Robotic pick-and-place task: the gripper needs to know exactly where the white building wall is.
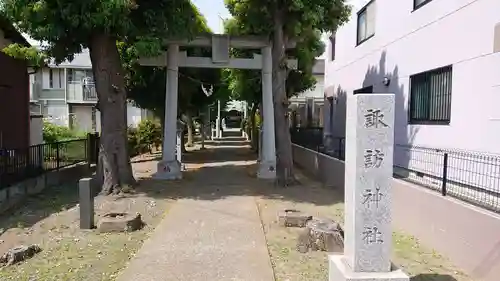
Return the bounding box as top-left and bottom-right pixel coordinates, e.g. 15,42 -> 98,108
293,75 -> 325,100
325,0 -> 500,153
127,104 -> 143,128
43,100 -> 69,127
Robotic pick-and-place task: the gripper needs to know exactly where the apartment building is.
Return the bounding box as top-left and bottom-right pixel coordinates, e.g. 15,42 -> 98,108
30,49 -> 151,132
289,59 -> 325,128
324,0 -> 500,153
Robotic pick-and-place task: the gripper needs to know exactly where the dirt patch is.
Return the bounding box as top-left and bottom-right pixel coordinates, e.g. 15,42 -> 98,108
0,153 -> 174,281
256,168 -> 473,281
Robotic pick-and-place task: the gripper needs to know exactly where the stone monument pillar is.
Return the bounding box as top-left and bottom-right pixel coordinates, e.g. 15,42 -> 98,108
329,94 -> 409,281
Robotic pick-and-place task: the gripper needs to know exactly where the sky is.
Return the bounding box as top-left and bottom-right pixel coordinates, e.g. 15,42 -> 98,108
191,0 -> 326,58
25,0 -> 326,58
191,0 -> 231,34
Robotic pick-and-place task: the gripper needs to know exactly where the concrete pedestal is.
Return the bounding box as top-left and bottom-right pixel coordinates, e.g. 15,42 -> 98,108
154,160 -> 182,180
257,160 -> 276,179
329,255 -> 409,281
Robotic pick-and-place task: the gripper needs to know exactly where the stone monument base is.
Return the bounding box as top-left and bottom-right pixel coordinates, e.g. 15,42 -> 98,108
329,255 -> 409,281
257,161 -> 276,179
154,160 -> 182,180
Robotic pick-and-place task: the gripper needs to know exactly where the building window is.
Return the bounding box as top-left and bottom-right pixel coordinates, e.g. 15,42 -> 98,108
329,35 -> 336,61
409,65 -> 453,124
414,0 -> 433,10
357,0 -> 376,45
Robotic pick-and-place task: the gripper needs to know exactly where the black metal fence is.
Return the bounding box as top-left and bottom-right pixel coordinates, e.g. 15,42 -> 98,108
290,127 -> 500,213
290,128 -> 345,160
393,145 -> 500,212
0,133 -> 100,190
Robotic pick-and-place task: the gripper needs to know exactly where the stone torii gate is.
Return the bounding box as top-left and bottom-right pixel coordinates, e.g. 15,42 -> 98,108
139,34 -> 297,180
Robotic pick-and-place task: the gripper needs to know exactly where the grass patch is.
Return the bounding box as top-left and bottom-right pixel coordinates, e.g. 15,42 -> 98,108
256,170 -> 473,281
0,156 -> 173,281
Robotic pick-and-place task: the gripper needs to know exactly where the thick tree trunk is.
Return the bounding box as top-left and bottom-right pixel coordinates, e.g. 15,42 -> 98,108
89,32 -> 135,195
186,111 -> 194,147
272,12 -> 296,186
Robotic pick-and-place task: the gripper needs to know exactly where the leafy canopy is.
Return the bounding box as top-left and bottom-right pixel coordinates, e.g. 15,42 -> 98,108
223,17 -> 325,106
122,9 -> 227,120
1,0 -> 204,62
224,0 -> 351,38
1,43 -> 47,68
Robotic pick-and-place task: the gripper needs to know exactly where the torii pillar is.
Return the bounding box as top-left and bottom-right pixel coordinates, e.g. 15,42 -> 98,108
155,44 -> 182,180
257,46 -> 276,179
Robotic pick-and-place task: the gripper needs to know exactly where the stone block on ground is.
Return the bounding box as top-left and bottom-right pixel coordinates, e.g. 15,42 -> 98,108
296,218 -> 344,253
277,209 -> 312,228
97,212 -> 143,233
0,245 -> 42,266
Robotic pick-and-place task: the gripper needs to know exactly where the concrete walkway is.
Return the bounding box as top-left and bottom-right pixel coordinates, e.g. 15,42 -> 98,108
117,138 -> 275,281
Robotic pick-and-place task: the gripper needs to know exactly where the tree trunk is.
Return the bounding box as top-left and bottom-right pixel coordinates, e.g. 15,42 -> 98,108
89,32 -> 135,195
186,111 -> 194,147
272,12 -> 296,186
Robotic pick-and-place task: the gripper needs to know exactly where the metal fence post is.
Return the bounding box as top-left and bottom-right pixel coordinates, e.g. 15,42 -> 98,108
441,153 -> 449,196
56,142 -> 60,171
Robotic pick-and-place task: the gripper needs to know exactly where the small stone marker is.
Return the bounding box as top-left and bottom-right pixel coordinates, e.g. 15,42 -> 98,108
329,94 -> 409,281
278,209 -> 312,227
97,212 -> 143,233
79,178 -> 94,229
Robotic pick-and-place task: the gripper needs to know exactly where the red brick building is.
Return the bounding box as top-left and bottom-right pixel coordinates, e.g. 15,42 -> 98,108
0,15 -> 31,149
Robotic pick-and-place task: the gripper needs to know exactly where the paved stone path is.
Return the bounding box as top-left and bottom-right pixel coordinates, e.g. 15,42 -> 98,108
117,138 -> 275,281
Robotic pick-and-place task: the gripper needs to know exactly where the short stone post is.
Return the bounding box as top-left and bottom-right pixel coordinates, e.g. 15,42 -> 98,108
79,178 -> 94,229
329,94 -> 409,281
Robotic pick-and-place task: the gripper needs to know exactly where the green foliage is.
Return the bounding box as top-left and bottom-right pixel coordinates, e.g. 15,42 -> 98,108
127,119 -> 162,156
120,8 -> 228,121
1,0 -> 204,64
223,0 -> 351,104
136,119 -> 162,150
1,43 -> 47,68
224,0 -> 351,38
223,17 -> 326,105
42,121 -> 84,143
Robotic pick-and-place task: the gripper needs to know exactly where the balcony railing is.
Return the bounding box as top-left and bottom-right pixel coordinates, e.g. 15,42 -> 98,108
67,81 -> 98,102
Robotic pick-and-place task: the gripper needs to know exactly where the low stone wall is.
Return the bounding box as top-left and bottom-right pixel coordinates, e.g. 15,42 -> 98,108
292,144 -> 345,191
292,144 -> 500,281
0,163 -> 92,214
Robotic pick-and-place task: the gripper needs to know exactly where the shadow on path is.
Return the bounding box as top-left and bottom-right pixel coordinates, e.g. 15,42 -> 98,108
136,139 -> 341,207
411,274 -> 457,281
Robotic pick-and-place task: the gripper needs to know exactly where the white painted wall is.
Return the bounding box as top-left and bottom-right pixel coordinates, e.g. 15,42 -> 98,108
71,106 -> 93,133
127,104 -> 142,128
29,116 -> 43,145
43,101 -> 69,126
295,75 -> 324,100
325,0 -> 500,153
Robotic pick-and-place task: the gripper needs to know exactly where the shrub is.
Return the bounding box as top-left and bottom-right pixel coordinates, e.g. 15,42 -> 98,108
128,119 -> 162,156
42,121 -> 85,143
127,127 -> 141,157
